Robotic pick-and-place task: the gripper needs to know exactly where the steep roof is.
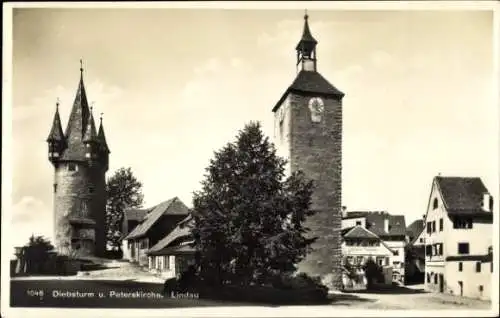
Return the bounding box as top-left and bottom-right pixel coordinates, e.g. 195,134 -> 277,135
97,117 -> 110,153
124,197 -> 189,240
47,103 -> 65,142
124,208 -> 150,222
147,214 -> 194,255
295,13 -> 317,50
83,112 -> 98,143
343,226 -> 379,239
364,213 -> 406,238
406,219 -> 424,236
435,176 -> 490,214
149,244 -> 196,256
272,70 -> 344,112
61,70 -> 91,161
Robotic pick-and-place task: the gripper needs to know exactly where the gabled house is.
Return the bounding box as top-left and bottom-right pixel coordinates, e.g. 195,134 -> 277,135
146,214 -> 196,279
423,176 -> 494,300
122,197 -> 190,266
121,208 -> 149,260
341,211 -> 407,283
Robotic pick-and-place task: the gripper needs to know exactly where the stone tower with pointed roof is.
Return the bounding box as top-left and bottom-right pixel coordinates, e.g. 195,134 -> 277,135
272,13 -> 344,289
47,62 -> 110,257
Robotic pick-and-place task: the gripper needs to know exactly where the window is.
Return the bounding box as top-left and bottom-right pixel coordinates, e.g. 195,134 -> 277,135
427,222 -> 432,234
393,250 -> 399,256
434,274 -> 438,284
439,218 -> 443,231
453,218 -> 473,229
385,257 -> 390,266
458,243 -> 469,255
279,121 -> 284,143
458,262 -> 463,272
356,221 -> 362,226
357,256 -> 363,265
476,262 -> 481,273
426,245 -> 432,256
432,221 -> 436,233
53,183 -> 57,193
419,238 -> 424,243
479,285 -> 484,292
436,243 -> 443,256
433,198 -> 438,209
89,185 -> 95,194
164,256 -> 170,270
68,163 -> 77,171
427,273 -> 431,283
489,196 -> 494,212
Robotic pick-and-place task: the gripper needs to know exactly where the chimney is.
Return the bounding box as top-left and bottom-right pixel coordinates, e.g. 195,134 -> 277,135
341,206 -> 347,218
482,193 -> 492,212
384,218 -> 390,233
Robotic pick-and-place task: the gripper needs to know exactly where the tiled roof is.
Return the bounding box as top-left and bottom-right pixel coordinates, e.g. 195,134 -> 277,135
406,219 -> 423,238
83,113 -> 98,143
124,197 -> 189,240
272,70 -> 344,112
47,106 -> 65,142
365,214 -> 406,238
147,215 -> 194,255
341,226 -> 354,236
342,211 -> 384,220
295,15 -> 317,50
435,176 -> 490,214
343,226 -> 379,239
97,120 -> 110,153
124,208 -> 149,222
149,243 -> 196,256
61,74 -> 91,161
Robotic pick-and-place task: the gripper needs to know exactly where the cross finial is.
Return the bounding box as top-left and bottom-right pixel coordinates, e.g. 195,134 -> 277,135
304,9 -> 308,20
56,97 -> 60,109
80,59 -> 83,74
100,112 -> 104,123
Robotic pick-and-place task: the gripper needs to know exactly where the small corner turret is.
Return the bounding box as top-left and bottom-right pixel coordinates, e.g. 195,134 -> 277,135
83,105 -> 100,166
47,98 -> 66,165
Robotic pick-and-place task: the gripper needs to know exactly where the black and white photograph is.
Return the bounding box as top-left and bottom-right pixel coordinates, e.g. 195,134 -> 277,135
2,1 -> 499,317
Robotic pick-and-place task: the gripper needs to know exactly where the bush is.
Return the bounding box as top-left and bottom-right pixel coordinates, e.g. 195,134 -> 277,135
104,249 -> 123,259
272,272 -> 327,291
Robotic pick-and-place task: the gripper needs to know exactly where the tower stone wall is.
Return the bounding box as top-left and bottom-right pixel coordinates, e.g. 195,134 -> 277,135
53,161 -> 107,257
289,93 -> 343,289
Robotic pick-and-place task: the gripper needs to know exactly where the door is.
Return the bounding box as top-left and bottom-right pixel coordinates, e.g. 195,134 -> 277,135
439,274 -> 444,292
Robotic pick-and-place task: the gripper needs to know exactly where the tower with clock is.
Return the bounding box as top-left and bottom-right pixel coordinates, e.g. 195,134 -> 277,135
272,12 -> 345,289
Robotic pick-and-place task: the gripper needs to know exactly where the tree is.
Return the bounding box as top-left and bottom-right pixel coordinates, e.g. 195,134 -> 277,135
106,167 -> 144,250
363,257 -> 384,289
191,121 -> 317,287
23,235 -> 54,274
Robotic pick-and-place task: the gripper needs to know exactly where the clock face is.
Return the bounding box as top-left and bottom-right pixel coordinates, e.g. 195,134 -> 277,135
309,97 -> 324,113
308,97 -> 324,123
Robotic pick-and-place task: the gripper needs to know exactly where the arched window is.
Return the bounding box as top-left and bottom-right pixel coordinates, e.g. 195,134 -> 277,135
433,198 -> 438,210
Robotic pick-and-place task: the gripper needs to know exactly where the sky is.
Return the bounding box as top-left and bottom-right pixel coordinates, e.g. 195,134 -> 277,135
7,6 -> 498,251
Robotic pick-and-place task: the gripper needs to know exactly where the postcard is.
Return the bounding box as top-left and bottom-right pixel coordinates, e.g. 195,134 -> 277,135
2,1 -> 499,317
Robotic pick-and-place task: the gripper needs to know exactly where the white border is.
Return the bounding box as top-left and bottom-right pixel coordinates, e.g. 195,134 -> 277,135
2,1 -> 499,317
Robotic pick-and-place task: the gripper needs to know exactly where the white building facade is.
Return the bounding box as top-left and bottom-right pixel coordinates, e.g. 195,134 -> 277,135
423,176 -> 494,301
